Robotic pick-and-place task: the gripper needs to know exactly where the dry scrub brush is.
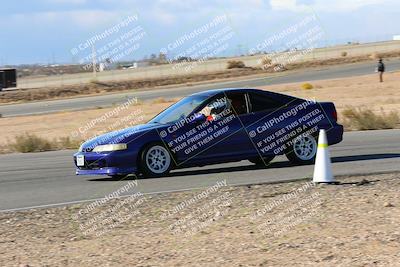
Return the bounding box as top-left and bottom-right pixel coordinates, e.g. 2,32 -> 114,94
342,107 -> 399,130
227,60 -> 246,69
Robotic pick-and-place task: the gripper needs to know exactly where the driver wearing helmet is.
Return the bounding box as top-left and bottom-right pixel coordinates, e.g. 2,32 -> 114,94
199,98 -> 231,121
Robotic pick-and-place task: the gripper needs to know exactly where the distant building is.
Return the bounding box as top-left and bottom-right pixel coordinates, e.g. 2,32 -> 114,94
0,68 -> 17,91
99,63 -> 106,72
393,35 -> 400,41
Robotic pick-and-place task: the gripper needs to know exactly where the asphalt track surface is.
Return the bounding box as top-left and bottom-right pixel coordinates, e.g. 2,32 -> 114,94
1,59 -> 400,117
0,129 -> 399,212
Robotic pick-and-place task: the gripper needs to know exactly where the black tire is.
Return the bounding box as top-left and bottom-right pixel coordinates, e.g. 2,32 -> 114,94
249,155 -> 275,166
140,143 -> 173,177
285,134 -> 317,165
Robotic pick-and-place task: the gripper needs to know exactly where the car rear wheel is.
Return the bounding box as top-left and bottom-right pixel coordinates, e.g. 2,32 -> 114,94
286,134 -> 317,165
141,144 -> 172,177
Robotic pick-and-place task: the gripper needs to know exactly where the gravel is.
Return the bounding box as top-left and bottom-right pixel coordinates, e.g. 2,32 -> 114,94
0,172 -> 399,266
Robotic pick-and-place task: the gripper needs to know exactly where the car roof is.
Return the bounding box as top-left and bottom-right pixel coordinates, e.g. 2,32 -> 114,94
191,88 -> 261,97
190,88 -> 298,101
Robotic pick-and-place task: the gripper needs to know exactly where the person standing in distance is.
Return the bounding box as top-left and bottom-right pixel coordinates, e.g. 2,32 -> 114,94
376,58 -> 385,82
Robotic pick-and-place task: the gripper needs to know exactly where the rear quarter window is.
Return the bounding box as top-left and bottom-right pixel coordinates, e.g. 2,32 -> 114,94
249,93 -> 285,112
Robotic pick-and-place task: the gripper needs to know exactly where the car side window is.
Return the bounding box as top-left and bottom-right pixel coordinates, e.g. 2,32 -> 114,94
198,92 -> 249,117
249,93 -> 283,113
198,95 -> 229,117
225,92 -> 248,115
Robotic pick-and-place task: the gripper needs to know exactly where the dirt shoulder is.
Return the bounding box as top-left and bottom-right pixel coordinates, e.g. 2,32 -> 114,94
0,98 -> 178,153
257,71 -> 400,114
1,172 -> 399,266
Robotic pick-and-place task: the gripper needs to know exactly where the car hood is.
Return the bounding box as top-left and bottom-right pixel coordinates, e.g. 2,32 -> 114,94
80,123 -> 165,151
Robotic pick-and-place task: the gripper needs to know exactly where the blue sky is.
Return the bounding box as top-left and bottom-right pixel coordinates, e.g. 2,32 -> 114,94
1,0 -> 399,65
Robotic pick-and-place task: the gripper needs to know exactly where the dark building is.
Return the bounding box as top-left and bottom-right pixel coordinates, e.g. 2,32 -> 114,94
0,68 -> 17,91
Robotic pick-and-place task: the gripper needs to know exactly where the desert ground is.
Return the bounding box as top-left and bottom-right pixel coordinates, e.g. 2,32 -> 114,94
259,71 -> 400,114
1,71 -> 399,152
3,51 -> 400,105
15,41 -> 400,90
0,172 -> 399,266
0,99 -> 174,152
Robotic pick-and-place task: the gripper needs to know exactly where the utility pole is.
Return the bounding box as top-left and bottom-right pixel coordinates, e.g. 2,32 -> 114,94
92,44 -> 97,78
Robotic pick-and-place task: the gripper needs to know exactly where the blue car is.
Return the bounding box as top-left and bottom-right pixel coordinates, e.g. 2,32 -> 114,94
74,88 -> 343,178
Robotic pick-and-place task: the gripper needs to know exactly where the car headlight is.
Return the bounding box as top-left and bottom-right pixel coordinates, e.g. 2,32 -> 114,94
92,143 -> 127,152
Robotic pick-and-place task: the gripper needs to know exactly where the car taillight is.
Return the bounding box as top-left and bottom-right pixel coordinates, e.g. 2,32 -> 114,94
332,110 -> 337,121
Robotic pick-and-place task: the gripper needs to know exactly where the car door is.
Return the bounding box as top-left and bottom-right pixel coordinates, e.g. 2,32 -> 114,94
243,91 -> 293,157
158,94 -> 228,165
189,91 -> 254,162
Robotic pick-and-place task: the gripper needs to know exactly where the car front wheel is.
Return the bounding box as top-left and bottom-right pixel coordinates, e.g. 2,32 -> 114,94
286,134 -> 317,165
140,144 -> 173,177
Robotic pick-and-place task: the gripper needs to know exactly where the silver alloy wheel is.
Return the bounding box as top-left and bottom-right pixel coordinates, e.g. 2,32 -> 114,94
293,135 -> 317,161
145,145 -> 171,174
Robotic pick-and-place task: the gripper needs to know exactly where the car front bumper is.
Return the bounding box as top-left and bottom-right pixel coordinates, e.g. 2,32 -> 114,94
73,150 -> 138,176
75,167 -> 137,176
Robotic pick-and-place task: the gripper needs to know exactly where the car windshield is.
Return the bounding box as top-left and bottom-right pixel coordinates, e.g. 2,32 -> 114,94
149,95 -> 209,124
